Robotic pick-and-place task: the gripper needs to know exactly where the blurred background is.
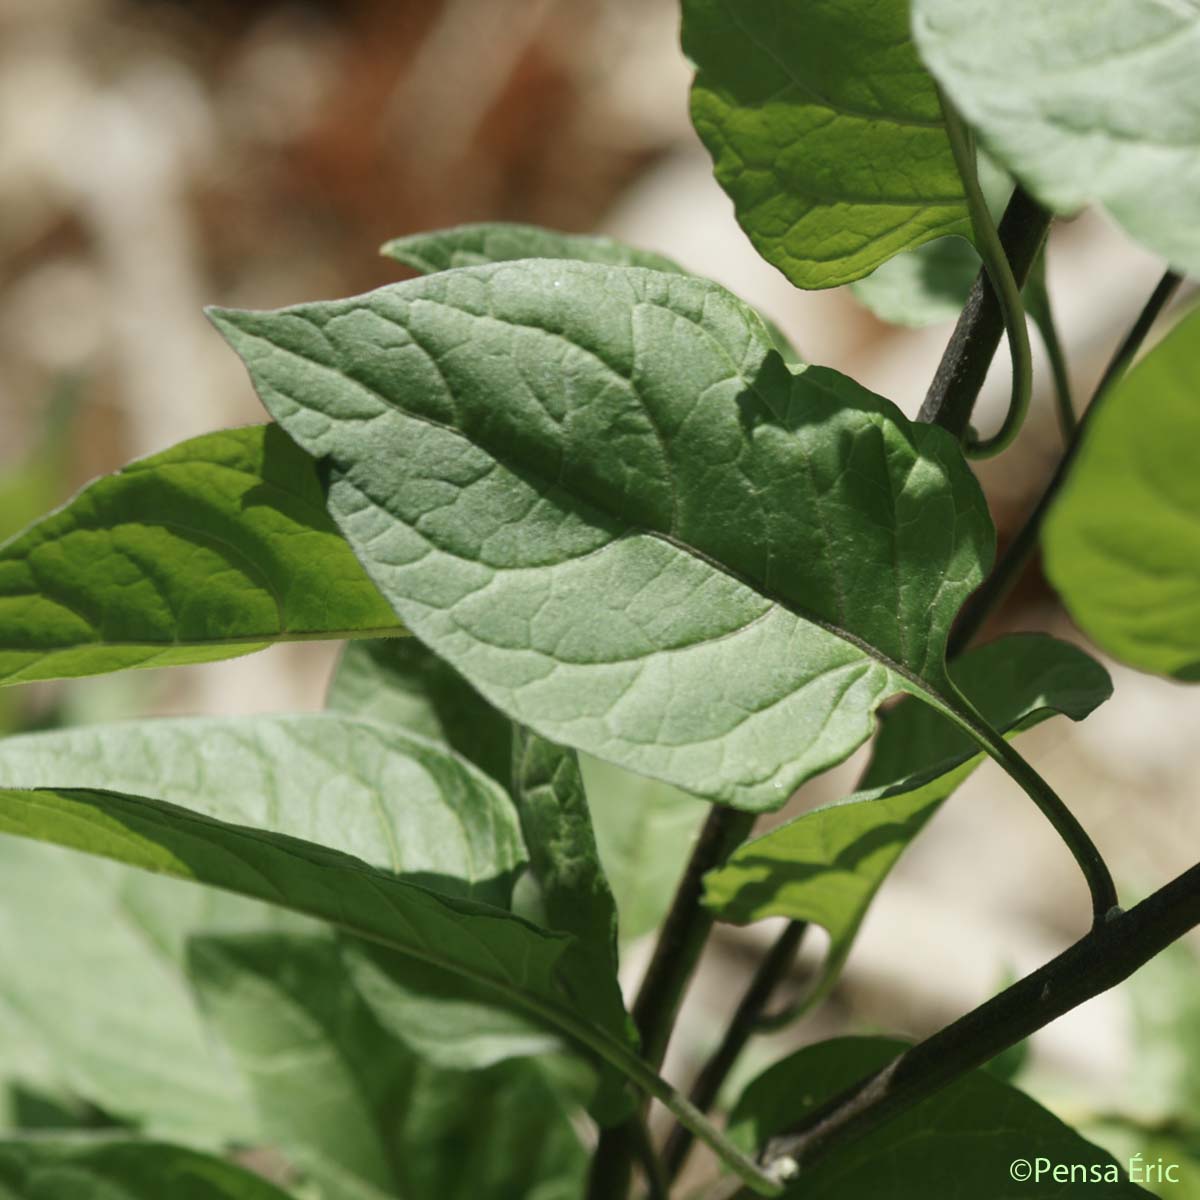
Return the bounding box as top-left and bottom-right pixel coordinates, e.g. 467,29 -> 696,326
1,0 -> 1197,1189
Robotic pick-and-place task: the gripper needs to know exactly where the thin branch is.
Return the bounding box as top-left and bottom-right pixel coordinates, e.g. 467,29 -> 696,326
757,862 -> 1200,1181
1024,265 -> 1076,445
947,268 -> 1183,659
663,923 -> 808,1181
919,187 -> 1052,437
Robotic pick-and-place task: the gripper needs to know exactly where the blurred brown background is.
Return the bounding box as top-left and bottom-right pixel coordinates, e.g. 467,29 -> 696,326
2,0 -> 1197,1181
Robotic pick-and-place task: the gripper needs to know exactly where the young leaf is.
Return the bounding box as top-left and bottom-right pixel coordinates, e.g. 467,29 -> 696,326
0,1140 -> 294,1200
188,933 -> 588,1200
210,260 -> 994,814
913,0 -> 1200,278
729,1038 -> 1152,1197
382,221 -> 801,364
1044,308 -> 1200,680
328,639 -> 512,787
704,635 -> 1111,998
0,424 -> 401,689
0,713 -> 524,903
682,0 -> 969,288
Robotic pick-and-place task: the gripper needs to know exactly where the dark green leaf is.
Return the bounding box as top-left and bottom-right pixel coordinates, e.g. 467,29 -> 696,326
1044,308 -> 1200,680
0,425 -> 401,689
913,0 -> 1200,277
328,639 -> 512,787
211,260 -> 993,813
683,0 -> 968,288
704,635 -> 1110,996
0,1139 -> 293,1200
729,1037 -> 1152,1197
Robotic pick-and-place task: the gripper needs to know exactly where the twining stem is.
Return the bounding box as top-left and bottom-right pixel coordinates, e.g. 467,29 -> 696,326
947,268 -> 1184,658
662,923 -> 809,1181
1024,264 -> 1076,444
752,862 -> 1200,1186
588,805 -> 758,1199
936,87 -> 1033,459
919,189 -> 1052,437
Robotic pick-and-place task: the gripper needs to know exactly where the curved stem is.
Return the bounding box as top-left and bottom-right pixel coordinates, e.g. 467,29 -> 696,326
936,87 -> 1034,459
947,268 -> 1183,658
938,679 -> 1118,922
1024,264 -> 1076,444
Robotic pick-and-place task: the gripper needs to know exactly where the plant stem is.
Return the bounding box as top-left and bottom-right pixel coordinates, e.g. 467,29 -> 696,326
1024,265 -> 1076,444
662,922 -> 809,1181
947,268 -> 1183,659
754,862 -> 1200,1184
919,189 -> 1052,438
588,804 -> 758,1199
936,88 -> 1034,459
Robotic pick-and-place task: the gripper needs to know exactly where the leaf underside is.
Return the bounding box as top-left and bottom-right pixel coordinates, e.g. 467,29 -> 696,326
913,0 -> 1200,277
212,259 -> 993,812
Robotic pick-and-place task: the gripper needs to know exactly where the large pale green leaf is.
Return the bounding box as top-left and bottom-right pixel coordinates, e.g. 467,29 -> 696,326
913,0 -> 1200,277
729,1038 -> 1152,1197
1044,308 -> 1200,680
0,1140 -> 293,1200
0,713 -> 524,902
0,787 -> 651,1114
683,0 -> 969,289
0,839 -> 267,1141
0,713 -> 526,1130
328,639 -> 512,788
382,221 -> 800,364
188,933 -> 588,1200
0,425 -> 401,688
211,260 -> 994,813
704,635 -> 1111,995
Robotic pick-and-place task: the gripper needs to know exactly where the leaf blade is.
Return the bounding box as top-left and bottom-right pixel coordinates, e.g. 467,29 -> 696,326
0,425 -> 402,688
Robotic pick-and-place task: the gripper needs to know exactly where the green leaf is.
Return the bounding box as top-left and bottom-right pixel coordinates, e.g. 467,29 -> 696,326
683,0 -> 969,289
0,786 -> 653,1113
328,639 -> 512,787
580,755 -> 707,945
0,838 -> 267,1141
912,0 -> 1200,277
0,424 -> 402,688
210,260 -> 994,813
0,713 -> 527,1131
382,221 -> 801,365
383,222 -> 684,276
704,635 -> 1111,996
1044,308 -> 1200,680
0,1140 -> 294,1200
0,713 -> 524,903
729,1037 -> 1153,1197
189,933 -> 589,1200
